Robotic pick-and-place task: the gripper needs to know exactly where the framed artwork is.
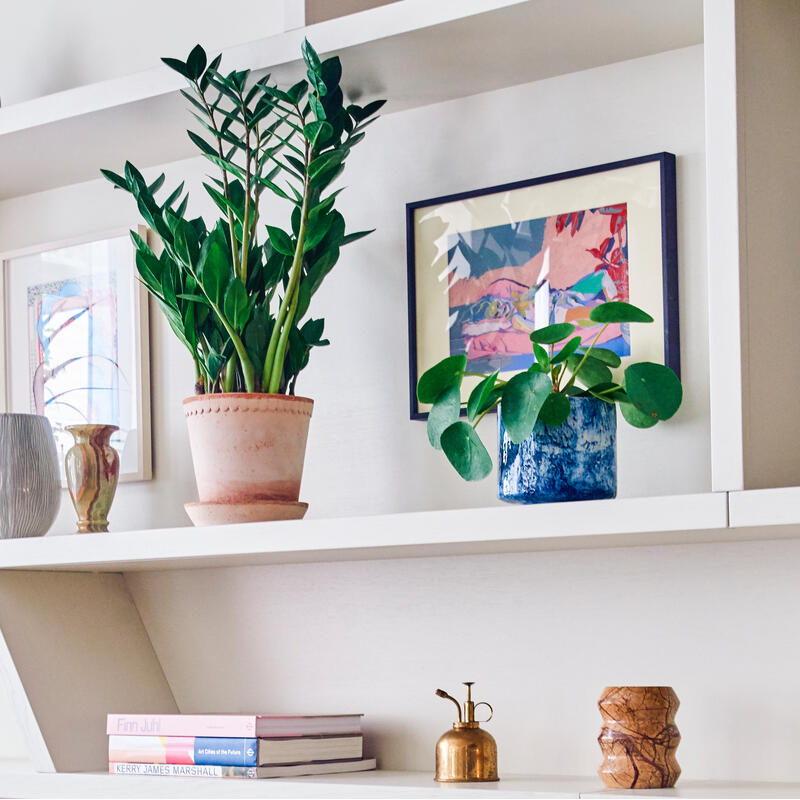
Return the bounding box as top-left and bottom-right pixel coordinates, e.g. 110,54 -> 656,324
406,152 -> 678,419
0,229 -> 152,482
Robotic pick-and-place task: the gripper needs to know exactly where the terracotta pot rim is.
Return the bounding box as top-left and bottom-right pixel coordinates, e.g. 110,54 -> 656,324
185,500 -> 308,509
183,392 -> 313,406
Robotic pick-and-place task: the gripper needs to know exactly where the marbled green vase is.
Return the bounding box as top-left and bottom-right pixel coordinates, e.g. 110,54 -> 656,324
65,424 -> 120,533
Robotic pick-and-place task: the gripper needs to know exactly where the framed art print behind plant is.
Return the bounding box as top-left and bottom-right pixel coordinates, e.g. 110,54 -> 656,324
406,152 -> 678,419
0,228 -> 152,482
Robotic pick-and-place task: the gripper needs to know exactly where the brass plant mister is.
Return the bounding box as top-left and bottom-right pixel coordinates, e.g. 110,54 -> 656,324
434,681 -> 498,782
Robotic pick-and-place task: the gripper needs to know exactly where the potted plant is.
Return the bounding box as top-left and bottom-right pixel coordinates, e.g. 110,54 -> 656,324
103,40 -> 384,524
417,301 -> 682,503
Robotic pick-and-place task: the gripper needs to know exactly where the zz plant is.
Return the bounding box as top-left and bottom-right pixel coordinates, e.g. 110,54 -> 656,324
417,301 -> 683,480
103,40 -> 384,395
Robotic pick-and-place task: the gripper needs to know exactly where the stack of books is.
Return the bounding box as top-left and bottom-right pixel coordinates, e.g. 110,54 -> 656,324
106,713 -> 376,780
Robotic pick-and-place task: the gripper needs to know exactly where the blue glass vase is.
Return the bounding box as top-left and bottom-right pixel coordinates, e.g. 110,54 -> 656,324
498,396 -> 617,504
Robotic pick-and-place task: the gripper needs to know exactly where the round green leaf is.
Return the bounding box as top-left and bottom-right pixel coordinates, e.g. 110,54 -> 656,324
440,421 -> 492,481
551,335 -> 583,364
538,392 -> 571,427
587,382 -> 628,403
417,355 -> 467,404
530,322 -> 576,344
620,400 -> 658,428
467,371 -> 500,421
623,362 -> 683,422
589,301 -> 654,324
579,346 -> 621,367
499,371 -> 553,444
566,354 -> 613,390
427,385 -> 461,450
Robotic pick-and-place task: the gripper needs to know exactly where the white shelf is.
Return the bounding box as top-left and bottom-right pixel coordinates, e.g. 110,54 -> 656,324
727,486 -> 800,529
0,0 -> 703,199
581,782 -> 800,799
0,493 -> 729,573
1,771 -> 799,799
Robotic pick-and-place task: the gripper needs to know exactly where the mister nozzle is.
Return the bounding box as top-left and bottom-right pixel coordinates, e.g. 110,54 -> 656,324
435,688 -> 463,723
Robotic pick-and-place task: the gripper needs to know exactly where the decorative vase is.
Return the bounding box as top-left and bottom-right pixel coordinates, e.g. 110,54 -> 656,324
65,424 -> 120,533
498,396 -> 616,504
0,414 -> 60,538
183,393 -> 313,526
597,686 -> 681,790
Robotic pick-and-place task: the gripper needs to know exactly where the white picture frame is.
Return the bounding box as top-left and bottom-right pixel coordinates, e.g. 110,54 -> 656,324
0,227 -> 152,483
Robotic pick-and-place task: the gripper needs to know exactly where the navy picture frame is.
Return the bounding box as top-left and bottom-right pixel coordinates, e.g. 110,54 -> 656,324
406,152 -> 679,420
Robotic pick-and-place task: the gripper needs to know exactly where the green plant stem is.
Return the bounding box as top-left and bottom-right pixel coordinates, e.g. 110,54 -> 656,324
264,109 -> 310,393
192,79 -> 241,278
177,255 -> 256,393
563,323 -> 609,391
192,355 -> 204,394
473,401 -> 501,428
266,189 -> 308,392
552,363 -> 563,392
593,384 -> 623,395
223,357 -> 236,392
240,94 -> 253,283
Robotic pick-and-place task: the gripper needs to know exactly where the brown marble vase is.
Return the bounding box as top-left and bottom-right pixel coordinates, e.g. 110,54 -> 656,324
597,686 -> 681,790
65,424 -> 120,533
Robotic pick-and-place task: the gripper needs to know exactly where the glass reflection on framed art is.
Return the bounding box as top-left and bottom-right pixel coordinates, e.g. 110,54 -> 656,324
1,229 -> 152,482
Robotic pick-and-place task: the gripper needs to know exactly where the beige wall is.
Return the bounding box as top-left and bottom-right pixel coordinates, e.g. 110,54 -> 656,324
737,0 -> 800,488
306,0 -> 398,25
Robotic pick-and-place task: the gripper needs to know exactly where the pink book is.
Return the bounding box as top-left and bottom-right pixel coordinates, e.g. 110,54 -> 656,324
106,714 -> 363,738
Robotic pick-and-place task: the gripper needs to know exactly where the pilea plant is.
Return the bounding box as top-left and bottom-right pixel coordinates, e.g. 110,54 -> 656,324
417,300 -> 682,480
102,40 -> 384,394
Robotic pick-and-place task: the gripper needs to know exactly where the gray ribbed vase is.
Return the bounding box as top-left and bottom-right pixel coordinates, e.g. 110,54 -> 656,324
0,414 -> 60,538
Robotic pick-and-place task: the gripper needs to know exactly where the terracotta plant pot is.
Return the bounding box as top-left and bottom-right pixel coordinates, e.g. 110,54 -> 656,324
597,686 -> 681,790
183,393 -> 313,526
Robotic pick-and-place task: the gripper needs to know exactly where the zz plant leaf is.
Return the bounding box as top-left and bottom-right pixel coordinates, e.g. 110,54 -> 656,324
104,38 -> 384,395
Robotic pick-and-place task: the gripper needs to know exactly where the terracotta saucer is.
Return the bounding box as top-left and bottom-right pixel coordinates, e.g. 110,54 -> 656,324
184,500 -> 308,526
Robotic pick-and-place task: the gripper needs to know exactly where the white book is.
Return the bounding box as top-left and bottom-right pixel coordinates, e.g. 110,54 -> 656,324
109,757 -> 377,779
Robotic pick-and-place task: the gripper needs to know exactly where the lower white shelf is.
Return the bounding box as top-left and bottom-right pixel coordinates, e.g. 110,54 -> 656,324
0,771 -> 591,799
1,771 -> 799,799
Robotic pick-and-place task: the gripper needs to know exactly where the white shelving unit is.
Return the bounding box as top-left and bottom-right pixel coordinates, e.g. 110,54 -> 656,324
1,0 -> 799,796
1,771 -> 799,799
0,0 -> 703,199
